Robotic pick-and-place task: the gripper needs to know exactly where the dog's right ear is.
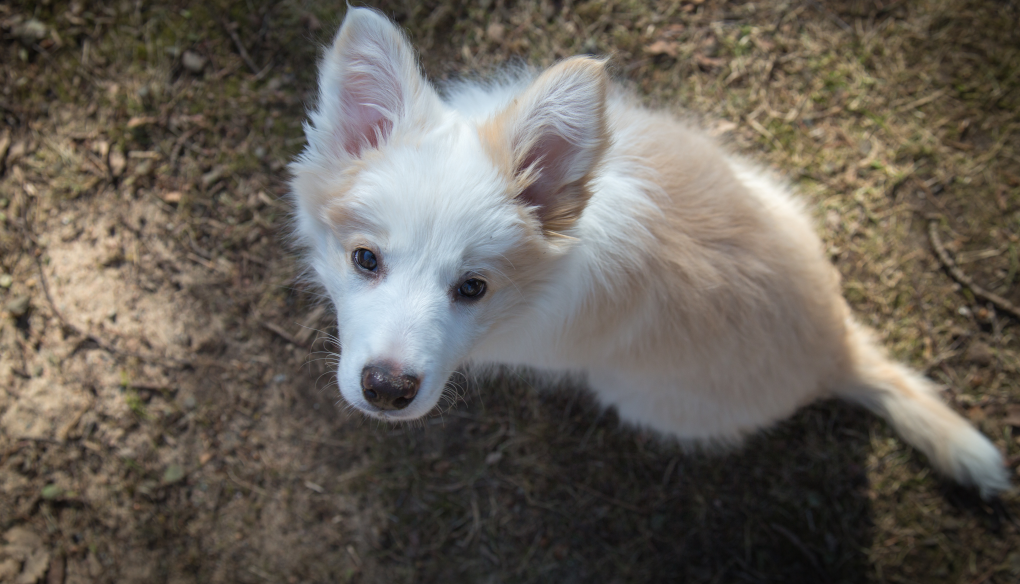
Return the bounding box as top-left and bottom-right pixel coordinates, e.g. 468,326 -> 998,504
309,7 -> 439,159
480,57 -> 609,235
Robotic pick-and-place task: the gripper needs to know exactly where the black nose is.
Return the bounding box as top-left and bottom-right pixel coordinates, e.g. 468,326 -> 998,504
361,364 -> 420,410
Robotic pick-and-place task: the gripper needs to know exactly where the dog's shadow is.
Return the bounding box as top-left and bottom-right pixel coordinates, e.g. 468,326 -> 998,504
331,370 -> 995,584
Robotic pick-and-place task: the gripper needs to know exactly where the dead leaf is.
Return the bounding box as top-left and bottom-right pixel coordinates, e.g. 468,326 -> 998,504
2,527 -> 41,553
663,23 -> 685,37
645,40 -> 680,58
92,140 -> 109,159
695,54 -> 727,70
1004,405 -> 1020,428
709,120 -> 738,137
0,130 -> 10,163
126,116 -> 157,129
7,140 -> 29,163
162,191 -> 182,204
0,559 -> 19,581
1,527 -> 50,584
17,549 -> 50,584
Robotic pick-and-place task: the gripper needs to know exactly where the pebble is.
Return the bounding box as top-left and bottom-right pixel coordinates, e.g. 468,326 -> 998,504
132,159 -> 154,178
965,341 -> 994,367
486,22 -> 505,43
162,464 -> 185,484
201,165 -> 226,188
109,149 -> 127,177
0,274 -> 12,288
13,18 -> 47,44
182,50 -> 207,74
6,295 -> 30,317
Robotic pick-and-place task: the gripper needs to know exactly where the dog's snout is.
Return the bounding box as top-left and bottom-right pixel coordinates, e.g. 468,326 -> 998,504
361,364 -> 420,410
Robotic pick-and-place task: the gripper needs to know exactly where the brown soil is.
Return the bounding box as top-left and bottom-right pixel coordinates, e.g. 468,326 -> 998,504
1,1 -> 1018,583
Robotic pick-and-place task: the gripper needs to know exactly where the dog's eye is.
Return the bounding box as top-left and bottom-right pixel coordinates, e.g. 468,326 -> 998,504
457,278 -> 486,299
352,248 -> 378,271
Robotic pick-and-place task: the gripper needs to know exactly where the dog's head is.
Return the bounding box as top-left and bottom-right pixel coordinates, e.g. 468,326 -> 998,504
289,7 -> 609,420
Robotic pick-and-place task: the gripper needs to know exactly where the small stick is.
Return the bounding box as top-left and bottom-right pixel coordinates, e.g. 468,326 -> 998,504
260,320 -> 307,348
770,523 -> 824,575
927,217 -> 1020,320
221,19 -> 261,75
170,126 -> 204,170
573,482 -> 645,513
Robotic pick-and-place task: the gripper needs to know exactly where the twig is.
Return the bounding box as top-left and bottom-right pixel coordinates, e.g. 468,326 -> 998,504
770,523 -> 823,575
299,435 -> 351,449
170,126 -> 204,170
260,320 -> 307,348
805,0 -> 852,31
927,217 -> 1020,320
221,19 -> 261,75
969,567 -> 997,584
226,465 -> 267,495
573,482 -> 645,513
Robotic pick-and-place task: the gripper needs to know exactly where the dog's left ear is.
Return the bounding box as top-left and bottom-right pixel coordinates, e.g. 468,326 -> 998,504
483,57 -> 609,234
310,7 -> 440,159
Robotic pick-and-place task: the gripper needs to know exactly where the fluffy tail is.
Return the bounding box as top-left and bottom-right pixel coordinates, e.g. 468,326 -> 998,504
835,320 -> 1010,499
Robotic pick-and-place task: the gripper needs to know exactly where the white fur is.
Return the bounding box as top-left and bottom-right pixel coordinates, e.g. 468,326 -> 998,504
289,7 -> 1011,498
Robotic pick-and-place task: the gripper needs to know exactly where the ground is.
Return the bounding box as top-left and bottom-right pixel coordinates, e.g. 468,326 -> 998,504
1,0 -> 1019,582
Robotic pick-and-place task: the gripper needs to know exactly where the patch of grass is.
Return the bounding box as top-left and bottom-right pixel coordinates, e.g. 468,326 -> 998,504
124,388 -> 151,421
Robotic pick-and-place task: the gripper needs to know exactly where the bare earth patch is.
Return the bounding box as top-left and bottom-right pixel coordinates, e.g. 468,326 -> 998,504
1,1 -> 1018,583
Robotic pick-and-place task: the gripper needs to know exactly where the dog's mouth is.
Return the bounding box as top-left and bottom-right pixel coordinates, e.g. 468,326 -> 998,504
353,402 -> 436,422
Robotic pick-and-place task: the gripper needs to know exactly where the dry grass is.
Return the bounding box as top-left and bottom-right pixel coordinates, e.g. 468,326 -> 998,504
1,0 -> 1019,582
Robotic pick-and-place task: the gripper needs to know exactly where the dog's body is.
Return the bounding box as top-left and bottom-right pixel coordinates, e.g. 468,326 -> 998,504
290,8 -> 1010,497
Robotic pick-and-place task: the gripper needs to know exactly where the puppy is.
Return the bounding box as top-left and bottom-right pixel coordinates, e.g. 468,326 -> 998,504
289,7 -> 1010,498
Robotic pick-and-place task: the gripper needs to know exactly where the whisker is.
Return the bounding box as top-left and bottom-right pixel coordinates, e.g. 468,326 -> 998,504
495,252 -> 516,271
487,265 -> 523,299
314,370 -> 338,391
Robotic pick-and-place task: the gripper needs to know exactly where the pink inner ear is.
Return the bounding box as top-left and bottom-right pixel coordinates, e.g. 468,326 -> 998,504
335,67 -> 400,157
339,103 -> 393,156
516,134 -> 574,213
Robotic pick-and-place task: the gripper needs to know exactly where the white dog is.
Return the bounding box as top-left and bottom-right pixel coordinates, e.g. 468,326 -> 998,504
289,7 -> 1010,498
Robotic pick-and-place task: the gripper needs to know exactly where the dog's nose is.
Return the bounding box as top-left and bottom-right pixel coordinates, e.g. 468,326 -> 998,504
361,364 -> 420,410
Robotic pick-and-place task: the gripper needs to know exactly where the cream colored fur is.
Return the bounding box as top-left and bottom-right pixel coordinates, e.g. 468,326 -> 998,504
290,7 -> 1011,499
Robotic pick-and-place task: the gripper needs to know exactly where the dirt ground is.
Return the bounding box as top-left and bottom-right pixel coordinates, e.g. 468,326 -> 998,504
1,0 -> 1019,582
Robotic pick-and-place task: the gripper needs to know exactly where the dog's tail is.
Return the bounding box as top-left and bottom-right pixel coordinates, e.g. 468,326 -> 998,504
833,318 -> 1010,499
